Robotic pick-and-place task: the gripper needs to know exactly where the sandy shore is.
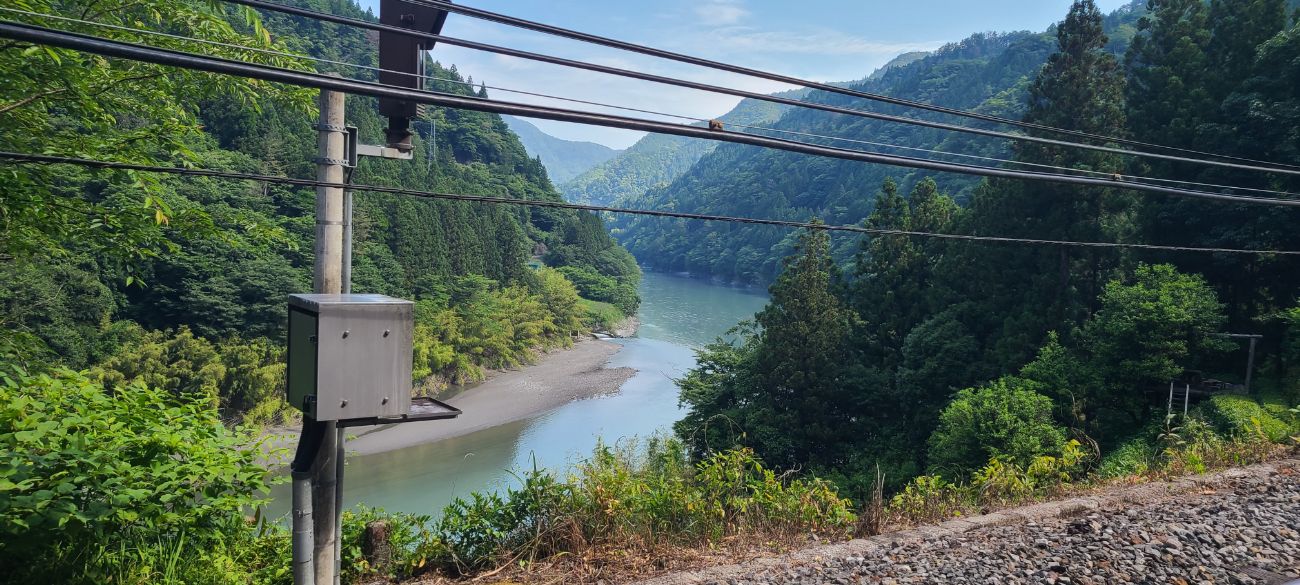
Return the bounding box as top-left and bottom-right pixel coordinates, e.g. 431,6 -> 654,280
340,338 -> 634,456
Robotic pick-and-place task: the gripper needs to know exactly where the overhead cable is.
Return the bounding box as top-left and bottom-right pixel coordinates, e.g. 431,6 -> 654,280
219,0 -> 1300,179
13,5 -> 1291,200
731,122 -> 1300,198
4,151 -> 1297,256
399,0 -> 1300,173
0,7 -> 703,124
5,20 -> 1297,209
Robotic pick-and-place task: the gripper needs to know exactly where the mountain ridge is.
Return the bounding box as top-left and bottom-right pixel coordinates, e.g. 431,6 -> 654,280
609,4 -> 1146,284
501,115 -> 622,184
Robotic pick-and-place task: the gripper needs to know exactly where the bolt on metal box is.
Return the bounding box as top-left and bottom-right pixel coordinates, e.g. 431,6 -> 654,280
287,294 -> 414,421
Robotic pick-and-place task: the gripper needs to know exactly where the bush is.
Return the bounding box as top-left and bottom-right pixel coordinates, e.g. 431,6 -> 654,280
1098,438 -> 1156,478
0,368 -> 279,584
340,506 -> 436,581
972,440 -> 1087,505
433,466 -> 574,574
927,377 -> 1068,478
429,438 -> 854,573
1201,394 -> 1291,443
886,475 -> 970,524
1159,415 -> 1276,475
556,265 -> 639,315
578,298 -> 625,332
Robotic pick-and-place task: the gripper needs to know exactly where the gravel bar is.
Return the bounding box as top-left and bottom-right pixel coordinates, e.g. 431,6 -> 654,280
640,459 -> 1300,585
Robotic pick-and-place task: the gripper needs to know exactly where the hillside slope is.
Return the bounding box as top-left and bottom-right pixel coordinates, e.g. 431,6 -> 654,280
612,5 -> 1144,284
559,96 -> 792,206
501,115 -> 622,184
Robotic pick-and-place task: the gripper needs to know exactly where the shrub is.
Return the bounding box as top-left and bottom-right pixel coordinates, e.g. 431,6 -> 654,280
886,475 -> 970,524
430,438 -> 854,573
927,377 -> 1068,478
1201,394 -> 1291,443
1159,415 -> 1276,475
556,265 -> 639,315
972,440 -> 1087,505
433,464 -> 577,574
1098,438 -> 1156,478
340,506 -> 436,581
0,368 -> 279,584
578,299 -> 625,332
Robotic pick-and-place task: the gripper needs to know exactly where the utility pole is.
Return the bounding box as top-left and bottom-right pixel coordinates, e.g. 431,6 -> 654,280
291,84 -> 346,585
313,85 -> 345,585
289,2 -> 450,580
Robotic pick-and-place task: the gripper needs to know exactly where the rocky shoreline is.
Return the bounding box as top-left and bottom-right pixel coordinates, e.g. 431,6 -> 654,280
641,458 -> 1300,585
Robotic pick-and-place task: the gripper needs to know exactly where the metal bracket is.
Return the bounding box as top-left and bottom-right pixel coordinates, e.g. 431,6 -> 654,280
314,157 -> 350,166
314,122 -> 349,133
346,125 -> 360,168
356,143 -> 414,160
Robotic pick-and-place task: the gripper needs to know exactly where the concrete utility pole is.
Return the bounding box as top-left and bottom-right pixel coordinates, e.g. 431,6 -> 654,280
314,85 -> 345,585
293,85 -> 346,585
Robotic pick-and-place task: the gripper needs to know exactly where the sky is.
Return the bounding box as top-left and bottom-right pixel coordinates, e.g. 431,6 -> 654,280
356,0 -> 1132,149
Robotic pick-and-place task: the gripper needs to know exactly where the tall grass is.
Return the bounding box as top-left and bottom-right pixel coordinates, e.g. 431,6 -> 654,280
336,437 -> 855,579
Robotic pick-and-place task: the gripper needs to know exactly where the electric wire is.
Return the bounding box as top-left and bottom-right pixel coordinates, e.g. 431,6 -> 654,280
6,20 -> 1298,209
401,0 -> 1300,173
0,6 -> 703,124
4,150 -> 1296,256
220,0 -> 1300,179
13,5 -> 1291,200
730,122 -> 1300,198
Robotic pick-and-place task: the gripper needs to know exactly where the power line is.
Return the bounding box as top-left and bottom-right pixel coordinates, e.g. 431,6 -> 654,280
402,0 -> 1300,174
5,20 -> 1297,210
731,122 -> 1300,198
13,6 -> 1297,201
4,150 -> 1296,256
17,5 -> 1291,201
221,0 -> 1300,180
0,7 -> 704,124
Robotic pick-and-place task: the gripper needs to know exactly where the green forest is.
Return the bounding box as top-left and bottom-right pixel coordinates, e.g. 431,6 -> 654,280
3,0 -> 1300,583
0,0 -> 641,581
672,0 -> 1300,501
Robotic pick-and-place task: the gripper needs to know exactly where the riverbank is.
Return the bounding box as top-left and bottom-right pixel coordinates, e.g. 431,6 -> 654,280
343,338 -> 635,456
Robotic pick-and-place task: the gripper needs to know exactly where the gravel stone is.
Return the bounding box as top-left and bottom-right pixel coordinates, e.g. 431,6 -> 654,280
657,461 -> 1300,585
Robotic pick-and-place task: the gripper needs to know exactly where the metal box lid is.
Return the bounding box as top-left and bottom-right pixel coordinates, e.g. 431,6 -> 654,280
288,293 -> 414,313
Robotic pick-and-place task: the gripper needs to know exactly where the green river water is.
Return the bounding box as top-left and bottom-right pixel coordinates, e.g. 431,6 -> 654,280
266,272 -> 768,518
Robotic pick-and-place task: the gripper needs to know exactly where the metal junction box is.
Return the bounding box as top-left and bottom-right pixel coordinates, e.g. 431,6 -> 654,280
287,294 -> 414,421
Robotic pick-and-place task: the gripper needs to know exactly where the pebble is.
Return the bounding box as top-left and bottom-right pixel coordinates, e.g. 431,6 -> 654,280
706,465 -> 1300,585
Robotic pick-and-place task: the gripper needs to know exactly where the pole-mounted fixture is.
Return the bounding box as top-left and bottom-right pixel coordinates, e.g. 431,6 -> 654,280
378,0 -> 451,152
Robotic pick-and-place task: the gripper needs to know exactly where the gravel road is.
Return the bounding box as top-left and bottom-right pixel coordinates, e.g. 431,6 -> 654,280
645,460 -> 1300,585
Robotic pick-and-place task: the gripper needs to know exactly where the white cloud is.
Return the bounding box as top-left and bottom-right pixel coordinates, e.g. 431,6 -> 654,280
701,26 -> 940,57
694,0 -> 750,25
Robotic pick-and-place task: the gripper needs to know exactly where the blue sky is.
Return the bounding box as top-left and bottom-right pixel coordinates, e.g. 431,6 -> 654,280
356,0 -> 1132,148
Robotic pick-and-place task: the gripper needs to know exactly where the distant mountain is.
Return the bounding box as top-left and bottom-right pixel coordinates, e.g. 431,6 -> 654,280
560,94 -> 796,206
500,116 -> 622,185
558,54 -> 937,208
868,51 -> 930,80
611,4 -> 1147,285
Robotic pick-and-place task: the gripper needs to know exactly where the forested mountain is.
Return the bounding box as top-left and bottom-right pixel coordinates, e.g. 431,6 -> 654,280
559,94 -> 792,205
558,54 -> 938,209
613,4 -> 1146,284
2,0 -> 640,419
674,0 -> 1300,500
500,115 -> 622,184
867,51 -> 930,80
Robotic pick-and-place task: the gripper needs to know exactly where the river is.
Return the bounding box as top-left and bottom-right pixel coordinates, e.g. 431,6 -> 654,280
266,272 -> 768,518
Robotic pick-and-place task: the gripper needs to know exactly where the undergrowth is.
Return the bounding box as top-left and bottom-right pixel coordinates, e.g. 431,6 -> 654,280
337,437 -> 855,580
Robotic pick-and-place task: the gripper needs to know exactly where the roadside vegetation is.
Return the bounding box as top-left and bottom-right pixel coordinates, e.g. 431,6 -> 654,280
3,0 -> 1300,583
